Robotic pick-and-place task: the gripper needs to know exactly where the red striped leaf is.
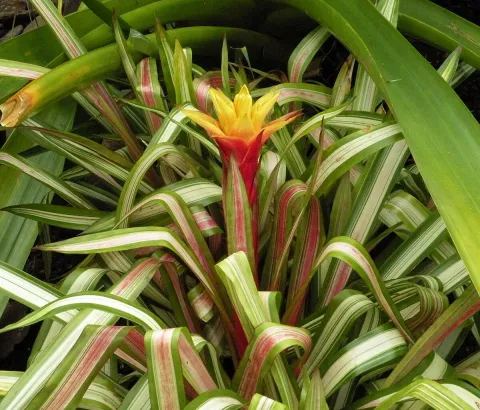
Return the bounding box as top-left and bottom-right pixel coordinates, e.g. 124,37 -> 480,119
285,197 -> 322,325
30,325 -> 132,409
261,181 -> 308,292
232,322 -> 311,401
136,57 -> 166,134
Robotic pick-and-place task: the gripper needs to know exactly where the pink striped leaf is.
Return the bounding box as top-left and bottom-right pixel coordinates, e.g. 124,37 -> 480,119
288,25 -> 330,83
285,196 -> 322,325
188,283 -> 215,323
37,227 -> 235,338
386,283 -> 480,386
137,57 -> 166,134
0,256 -> 160,409
117,328 -> 147,372
83,178 -> 222,234
282,237 -> 414,344
115,143 -> 190,228
0,292 -> 166,334
224,157 -> 256,279
146,328 -> 217,397
145,328 -> 187,410
0,59 -> 48,79
162,263 -> 203,334
28,0 -> 146,165
266,141 -> 323,302
232,322 -> 311,401
261,180 -> 308,291
116,191 -> 217,288
216,252 -> 300,408
27,325 -> 132,410
258,151 -> 287,233
32,267 -> 112,360
194,71 -> 236,113
113,15 -> 164,138
191,207 -> 222,237
0,372 -> 122,410
39,226 -> 215,295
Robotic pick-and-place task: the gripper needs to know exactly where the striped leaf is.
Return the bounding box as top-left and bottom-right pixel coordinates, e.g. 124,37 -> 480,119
31,267 -> 112,359
146,328 -> 217,409
0,152 -> 94,209
268,107 -> 306,179
184,390 -> 246,410
224,158 -> 256,277
300,290 -> 375,379
173,40 -> 196,106
27,325 -> 132,409
299,369 -> 328,410
285,197 -> 322,324
232,321 -> 311,401
118,374 -> 150,410
163,265 -> 202,333
330,55 -> 355,107
38,227 -> 217,297
0,255 -> 160,409
352,0 -> 399,112
115,143 -> 187,228
292,101 -> 351,141
25,0 -> 145,163
155,20 -> 176,105
262,180 -> 308,292
321,324 -> 407,398
288,26 -> 330,83
375,379 -> 479,410
325,140 -> 409,304
283,237 -> 413,343
86,179 -> 222,233
386,284 -> 480,386
0,372 -> 123,410
136,57 -> 166,133
251,83 -> 331,109
216,252 -> 300,408
310,122 -> 403,195
2,204 -> 105,230
249,393 -> 286,410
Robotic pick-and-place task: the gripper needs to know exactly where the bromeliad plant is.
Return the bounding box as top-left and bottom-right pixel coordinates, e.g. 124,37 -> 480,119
0,0 -> 480,409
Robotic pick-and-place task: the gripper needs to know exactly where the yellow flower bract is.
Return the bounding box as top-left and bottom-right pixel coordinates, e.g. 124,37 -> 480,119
182,85 -> 297,143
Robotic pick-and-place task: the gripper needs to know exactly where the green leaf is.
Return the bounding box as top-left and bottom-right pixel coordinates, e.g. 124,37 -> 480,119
275,0 -> 480,297
386,284 -> 480,386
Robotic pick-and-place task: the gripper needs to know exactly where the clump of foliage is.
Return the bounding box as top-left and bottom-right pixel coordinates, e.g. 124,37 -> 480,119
0,0 -> 479,409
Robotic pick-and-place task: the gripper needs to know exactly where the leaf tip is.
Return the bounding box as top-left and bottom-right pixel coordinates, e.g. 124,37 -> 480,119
0,94 -> 31,127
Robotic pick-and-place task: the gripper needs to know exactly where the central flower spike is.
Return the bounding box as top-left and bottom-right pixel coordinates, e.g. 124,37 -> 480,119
181,85 -> 301,203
